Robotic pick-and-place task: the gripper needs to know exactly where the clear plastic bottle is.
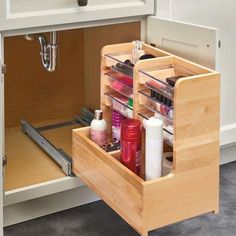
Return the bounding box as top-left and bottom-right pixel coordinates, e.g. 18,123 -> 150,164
132,40 -> 145,64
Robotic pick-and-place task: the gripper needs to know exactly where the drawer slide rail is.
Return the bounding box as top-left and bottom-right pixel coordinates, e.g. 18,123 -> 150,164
20,108 -> 94,176
21,120 -> 73,176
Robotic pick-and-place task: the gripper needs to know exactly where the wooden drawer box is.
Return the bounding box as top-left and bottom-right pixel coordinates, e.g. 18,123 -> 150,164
72,43 -> 220,236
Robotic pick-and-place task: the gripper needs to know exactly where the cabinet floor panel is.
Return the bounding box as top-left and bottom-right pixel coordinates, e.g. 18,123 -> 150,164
5,119 -> 81,191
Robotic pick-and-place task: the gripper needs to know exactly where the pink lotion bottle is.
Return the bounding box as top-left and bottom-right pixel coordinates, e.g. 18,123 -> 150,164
91,110 -> 107,146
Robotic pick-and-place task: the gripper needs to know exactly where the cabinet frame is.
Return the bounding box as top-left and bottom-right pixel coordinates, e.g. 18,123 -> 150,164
0,33 -> 4,236
0,0 -> 154,31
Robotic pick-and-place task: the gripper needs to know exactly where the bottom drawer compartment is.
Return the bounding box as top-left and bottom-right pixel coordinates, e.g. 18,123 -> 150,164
72,127 -> 219,236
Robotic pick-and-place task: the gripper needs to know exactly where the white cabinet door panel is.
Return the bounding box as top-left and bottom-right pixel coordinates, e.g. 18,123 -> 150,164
147,16 -> 218,69
0,0 -> 154,31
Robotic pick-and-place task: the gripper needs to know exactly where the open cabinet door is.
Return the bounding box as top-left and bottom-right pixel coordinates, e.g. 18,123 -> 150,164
147,17 -> 218,69
0,33 -> 3,236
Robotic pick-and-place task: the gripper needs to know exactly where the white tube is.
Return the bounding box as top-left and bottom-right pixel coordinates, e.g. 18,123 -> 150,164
145,118 -> 163,180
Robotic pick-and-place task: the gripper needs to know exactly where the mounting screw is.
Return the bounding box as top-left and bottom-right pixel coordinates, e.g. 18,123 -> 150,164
78,0 -> 88,6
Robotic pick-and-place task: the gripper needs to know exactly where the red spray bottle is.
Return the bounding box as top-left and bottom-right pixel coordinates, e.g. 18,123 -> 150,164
120,119 -> 142,176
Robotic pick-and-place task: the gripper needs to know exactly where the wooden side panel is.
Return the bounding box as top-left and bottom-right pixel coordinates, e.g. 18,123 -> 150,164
143,73 -> 220,230
5,29 -> 85,128
83,22 -> 141,111
72,127 -> 144,234
174,73 -> 220,173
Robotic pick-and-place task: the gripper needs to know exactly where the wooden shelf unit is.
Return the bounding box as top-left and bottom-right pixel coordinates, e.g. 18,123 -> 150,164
72,42 -> 220,236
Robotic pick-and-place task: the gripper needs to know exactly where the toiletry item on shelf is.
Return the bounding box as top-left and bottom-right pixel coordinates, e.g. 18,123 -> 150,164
111,78 -> 125,91
151,113 -> 170,129
145,118 -> 163,180
166,75 -> 184,87
163,125 -> 174,145
115,59 -> 134,77
112,111 -> 126,142
127,98 -> 133,118
139,54 -> 156,60
101,141 -> 120,152
109,93 -> 133,118
91,110 -> 107,146
132,40 -> 145,64
108,69 -> 133,87
146,79 -> 166,91
167,109 -> 174,120
151,89 -> 173,108
120,119 -> 142,176
112,94 -> 129,111
108,74 -> 133,98
146,79 -> 174,98
145,89 -> 173,119
124,59 -> 134,67
163,152 -> 173,176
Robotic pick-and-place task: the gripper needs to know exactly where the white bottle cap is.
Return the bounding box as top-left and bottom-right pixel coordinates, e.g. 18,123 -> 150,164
153,113 -> 162,119
146,118 -> 163,140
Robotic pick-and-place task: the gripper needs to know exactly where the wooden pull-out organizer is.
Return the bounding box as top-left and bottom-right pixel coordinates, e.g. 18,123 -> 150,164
72,43 -> 220,236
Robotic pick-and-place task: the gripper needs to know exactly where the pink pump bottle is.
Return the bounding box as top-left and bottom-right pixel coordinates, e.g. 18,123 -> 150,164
91,110 -> 107,146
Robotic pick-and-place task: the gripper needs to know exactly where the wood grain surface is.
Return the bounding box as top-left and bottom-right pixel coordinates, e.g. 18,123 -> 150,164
5,118 -> 80,191
73,42 -> 220,236
4,29 -> 85,128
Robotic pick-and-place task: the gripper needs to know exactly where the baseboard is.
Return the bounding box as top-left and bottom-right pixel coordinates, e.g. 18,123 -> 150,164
220,144 -> 236,165
221,123 -> 236,147
220,123 -> 236,164
3,186 -> 100,227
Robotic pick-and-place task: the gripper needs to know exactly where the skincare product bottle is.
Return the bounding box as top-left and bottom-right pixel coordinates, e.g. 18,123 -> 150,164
145,118 -> 163,180
132,40 -> 145,64
91,110 -> 107,146
120,119 -> 142,176
112,111 -> 126,142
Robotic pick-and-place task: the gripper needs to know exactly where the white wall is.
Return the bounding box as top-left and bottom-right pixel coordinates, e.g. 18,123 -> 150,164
155,0 -> 236,147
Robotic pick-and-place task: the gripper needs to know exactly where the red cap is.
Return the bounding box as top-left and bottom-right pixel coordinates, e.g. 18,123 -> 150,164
121,119 -> 142,142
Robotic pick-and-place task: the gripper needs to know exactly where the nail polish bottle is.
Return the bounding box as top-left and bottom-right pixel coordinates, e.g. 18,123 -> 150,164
112,111 -> 126,142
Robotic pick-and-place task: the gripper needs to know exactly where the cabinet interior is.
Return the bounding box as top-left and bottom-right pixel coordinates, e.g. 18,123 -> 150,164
4,21 -> 141,191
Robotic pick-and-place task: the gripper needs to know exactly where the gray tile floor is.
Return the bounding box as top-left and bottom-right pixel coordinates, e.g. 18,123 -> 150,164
4,162 -> 236,236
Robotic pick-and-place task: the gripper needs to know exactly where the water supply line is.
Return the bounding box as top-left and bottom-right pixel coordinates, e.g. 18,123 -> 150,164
24,31 -> 59,72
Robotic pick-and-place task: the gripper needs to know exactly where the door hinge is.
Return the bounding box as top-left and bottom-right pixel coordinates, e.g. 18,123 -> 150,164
1,64 -> 7,74
3,155 -> 7,167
